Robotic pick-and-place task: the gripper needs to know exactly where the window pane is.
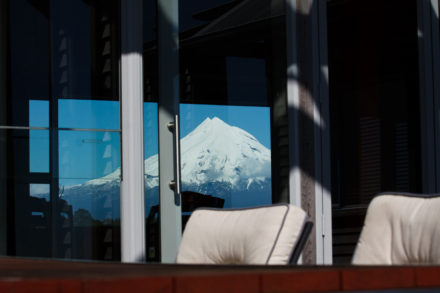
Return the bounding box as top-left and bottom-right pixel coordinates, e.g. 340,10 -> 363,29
328,0 -> 421,264
29,100 -> 49,128
180,104 -> 272,208
178,0 -> 287,218
58,100 -> 120,130
61,178 -> 120,260
59,130 -> 121,181
3,0 -> 121,261
59,130 -> 121,260
29,130 -> 49,173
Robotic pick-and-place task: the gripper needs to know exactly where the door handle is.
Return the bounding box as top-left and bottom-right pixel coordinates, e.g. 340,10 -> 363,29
167,115 -> 181,195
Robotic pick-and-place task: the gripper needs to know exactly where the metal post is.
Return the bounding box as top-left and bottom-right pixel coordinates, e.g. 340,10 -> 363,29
120,0 -> 146,263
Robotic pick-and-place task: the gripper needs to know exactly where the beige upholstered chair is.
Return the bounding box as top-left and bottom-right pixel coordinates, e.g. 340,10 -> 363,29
352,193 -> 440,265
176,204 -> 312,265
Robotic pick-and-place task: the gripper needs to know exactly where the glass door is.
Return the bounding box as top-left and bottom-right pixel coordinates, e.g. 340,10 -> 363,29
178,0 -> 289,223
142,0 -> 290,262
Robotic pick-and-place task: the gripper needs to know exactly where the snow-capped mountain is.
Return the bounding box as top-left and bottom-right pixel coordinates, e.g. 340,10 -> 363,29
144,117 -> 271,187
56,117 -> 272,220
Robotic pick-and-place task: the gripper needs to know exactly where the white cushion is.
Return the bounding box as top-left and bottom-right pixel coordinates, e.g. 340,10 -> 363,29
176,204 -> 307,265
352,193 -> 440,265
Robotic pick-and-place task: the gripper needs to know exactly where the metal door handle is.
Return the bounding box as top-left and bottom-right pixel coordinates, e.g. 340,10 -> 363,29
167,115 -> 181,195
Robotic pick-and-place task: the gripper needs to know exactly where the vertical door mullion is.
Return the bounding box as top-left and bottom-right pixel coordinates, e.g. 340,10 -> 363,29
120,0 -> 146,263
430,0 -> 440,192
286,0 -> 332,264
0,0 -> 7,255
286,0 -> 301,208
157,0 -> 182,263
315,0 -> 332,264
417,0 -> 437,193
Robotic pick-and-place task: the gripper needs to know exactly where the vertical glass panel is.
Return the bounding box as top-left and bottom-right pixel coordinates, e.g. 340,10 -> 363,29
58,130 -> 121,260
5,0 -> 121,261
144,102 -> 159,261
29,130 -> 50,173
29,101 -> 50,173
328,0 -> 421,263
179,0 -> 286,220
8,130 -> 51,257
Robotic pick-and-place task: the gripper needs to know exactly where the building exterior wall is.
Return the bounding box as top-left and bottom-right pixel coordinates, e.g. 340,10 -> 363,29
0,0 -> 440,265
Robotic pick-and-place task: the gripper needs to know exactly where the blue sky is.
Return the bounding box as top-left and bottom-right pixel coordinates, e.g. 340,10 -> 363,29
180,104 -> 271,148
30,100 -> 271,186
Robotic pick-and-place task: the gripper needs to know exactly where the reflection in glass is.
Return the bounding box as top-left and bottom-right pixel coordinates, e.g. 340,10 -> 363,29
58,100 -> 120,130
178,0 -> 287,210
180,104 -> 271,209
58,129 -> 121,260
29,130 -> 50,173
57,130 -> 121,261
60,178 -> 120,260
29,100 -> 49,127
30,184 -> 50,202
328,0 -> 421,263
5,0 -> 121,261
226,57 -> 267,105
144,102 -> 159,261
59,130 -> 120,185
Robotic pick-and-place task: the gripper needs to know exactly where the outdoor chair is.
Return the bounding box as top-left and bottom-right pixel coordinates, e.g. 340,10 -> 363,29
352,192 -> 440,265
176,204 -> 313,265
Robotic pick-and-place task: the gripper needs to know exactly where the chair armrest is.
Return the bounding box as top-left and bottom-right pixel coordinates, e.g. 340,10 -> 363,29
289,221 -> 314,264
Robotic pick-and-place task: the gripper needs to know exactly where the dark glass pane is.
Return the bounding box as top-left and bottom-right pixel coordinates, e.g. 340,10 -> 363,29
328,0 -> 422,264
8,0 -> 50,127
3,0 -> 121,261
61,178 -> 120,261
1,128 -> 121,260
50,0 -> 120,101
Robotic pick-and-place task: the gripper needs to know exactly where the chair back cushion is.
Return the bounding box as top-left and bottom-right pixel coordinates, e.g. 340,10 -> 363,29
352,193 -> 440,265
176,204 -> 307,265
